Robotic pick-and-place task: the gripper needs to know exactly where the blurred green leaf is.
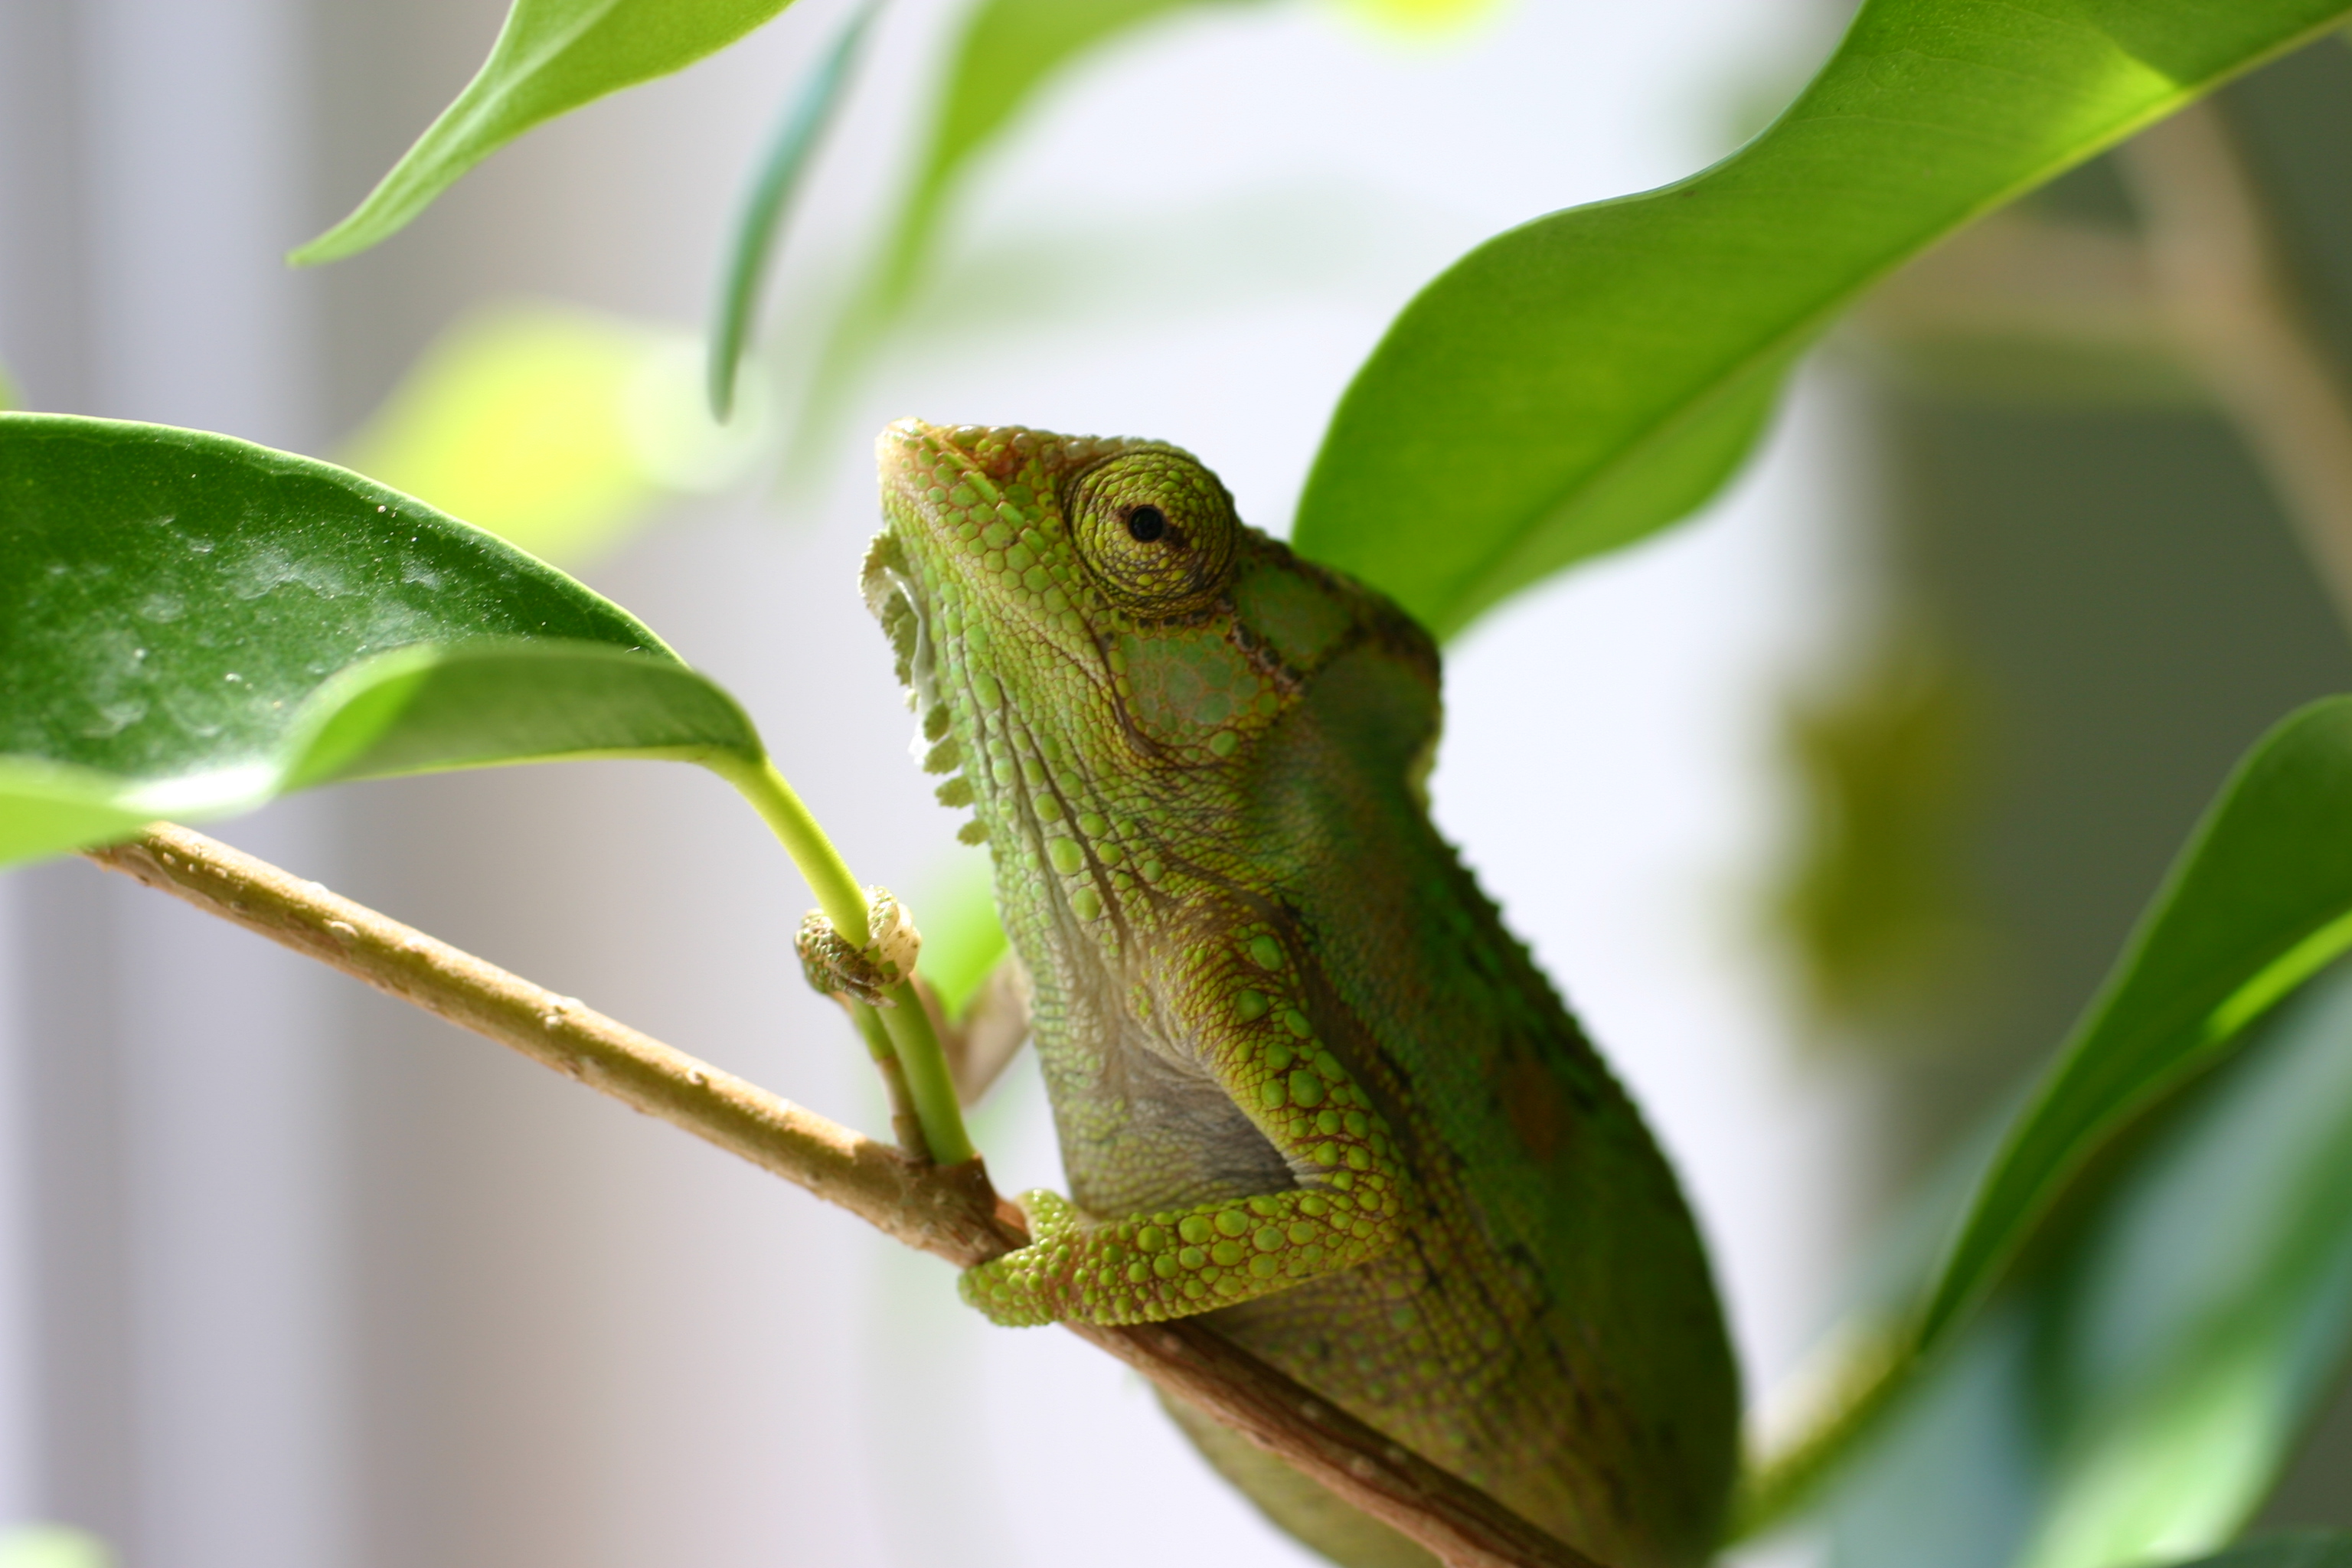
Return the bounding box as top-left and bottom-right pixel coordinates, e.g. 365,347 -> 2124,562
2020,952 -> 2352,1568
0,412 -> 763,868
1921,699 -> 2352,1348
2174,1537 -> 2352,1567
880,0 -> 1269,299
342,302 -> 765,567
1294,0 -> 2352,639
1756,699 -> 2352,1534
1816,962 -> 2352,1568
1773,623 -> 1992,1044
0,1525 -> 111,1568
292,0 -> 802,265
1319,0 -> 1501,35
710,3 -> 877,420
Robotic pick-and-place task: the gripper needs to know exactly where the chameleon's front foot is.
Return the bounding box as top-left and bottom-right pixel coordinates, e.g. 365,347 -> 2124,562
794,887 -> 921,1006
960,1190 -> 1083,1327
960,1181 -> 1401,1328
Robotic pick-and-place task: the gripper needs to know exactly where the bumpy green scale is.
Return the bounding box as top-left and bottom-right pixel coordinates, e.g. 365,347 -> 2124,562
862,420 -> 1737,1568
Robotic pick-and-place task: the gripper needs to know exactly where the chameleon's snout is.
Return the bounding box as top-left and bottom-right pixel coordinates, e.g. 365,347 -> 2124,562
874,418 -> 996,558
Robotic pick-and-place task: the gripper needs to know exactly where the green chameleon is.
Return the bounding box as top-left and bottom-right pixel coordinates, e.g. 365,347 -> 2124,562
836,419 -> 1737,1568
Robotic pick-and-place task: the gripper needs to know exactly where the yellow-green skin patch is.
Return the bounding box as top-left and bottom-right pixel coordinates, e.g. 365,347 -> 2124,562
866,421 -> 1736,1568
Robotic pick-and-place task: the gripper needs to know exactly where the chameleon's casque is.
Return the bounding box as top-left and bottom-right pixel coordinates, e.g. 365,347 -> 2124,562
863,420 -> 1736,1568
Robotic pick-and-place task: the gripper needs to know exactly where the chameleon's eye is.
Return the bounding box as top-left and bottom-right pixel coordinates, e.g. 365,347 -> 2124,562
1070,452 -> 1238,617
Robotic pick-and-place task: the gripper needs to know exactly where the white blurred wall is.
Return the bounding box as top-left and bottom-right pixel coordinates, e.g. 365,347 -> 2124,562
0,0 -> 1875,1563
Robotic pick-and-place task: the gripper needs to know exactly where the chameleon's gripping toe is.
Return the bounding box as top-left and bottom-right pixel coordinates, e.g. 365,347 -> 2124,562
959,1190 -> 1077,1327
793,886 -> 921,1007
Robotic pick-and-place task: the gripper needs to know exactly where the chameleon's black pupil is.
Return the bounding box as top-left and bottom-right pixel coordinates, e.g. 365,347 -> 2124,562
1125,505 -> 1168,543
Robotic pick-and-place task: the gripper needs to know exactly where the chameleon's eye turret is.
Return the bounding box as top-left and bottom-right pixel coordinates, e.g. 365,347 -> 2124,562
1069,451 -> 1238,618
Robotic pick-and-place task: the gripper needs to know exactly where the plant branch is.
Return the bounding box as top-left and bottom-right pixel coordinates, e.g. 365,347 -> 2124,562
85,822 -> 1601,1568
2119,97 -> 2352,630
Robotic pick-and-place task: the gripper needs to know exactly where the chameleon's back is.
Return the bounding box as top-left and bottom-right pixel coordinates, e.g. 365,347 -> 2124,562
868,421 -> 1738,1568
1174,619 -> 1737,1567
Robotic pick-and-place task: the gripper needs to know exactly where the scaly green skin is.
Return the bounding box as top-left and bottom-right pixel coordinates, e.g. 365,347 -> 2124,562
864,420 -> 1737,1568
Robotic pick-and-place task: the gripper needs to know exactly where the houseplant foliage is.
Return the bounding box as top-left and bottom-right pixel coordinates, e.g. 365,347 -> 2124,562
11,0 -> 2352,1563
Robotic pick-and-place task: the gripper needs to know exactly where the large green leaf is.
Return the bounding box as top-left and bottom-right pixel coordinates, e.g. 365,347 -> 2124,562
1293,0 -> 2352,639
0,412 -> 761,867
292,0 -> 802,265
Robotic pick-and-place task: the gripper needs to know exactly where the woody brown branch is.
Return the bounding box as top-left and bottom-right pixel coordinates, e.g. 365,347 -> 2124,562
85,822 -> 1599,1568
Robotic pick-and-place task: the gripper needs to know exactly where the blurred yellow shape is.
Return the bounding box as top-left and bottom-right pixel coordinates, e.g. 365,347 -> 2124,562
341,302 -> 767,568
0,1525 -> 110,1568
1323,0 -> 1504,37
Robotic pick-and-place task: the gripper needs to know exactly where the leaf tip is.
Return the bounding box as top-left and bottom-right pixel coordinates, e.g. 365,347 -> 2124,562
286,214 -> 376,269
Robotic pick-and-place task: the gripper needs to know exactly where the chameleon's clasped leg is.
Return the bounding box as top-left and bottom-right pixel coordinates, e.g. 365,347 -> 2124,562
795,887 -> 922,1007
959,1175 -> 1403,1328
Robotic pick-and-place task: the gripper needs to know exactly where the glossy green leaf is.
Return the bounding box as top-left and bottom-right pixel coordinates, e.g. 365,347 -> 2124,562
292,0 -> 801,265
341,302 -> 764,567
879,0 -> 1268,299
1294,0 -> 2352,639
0,412 -> 761,868
709,2 -> 877,420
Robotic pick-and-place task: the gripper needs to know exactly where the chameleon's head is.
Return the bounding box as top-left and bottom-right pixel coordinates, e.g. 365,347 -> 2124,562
864,419 -> 1437,940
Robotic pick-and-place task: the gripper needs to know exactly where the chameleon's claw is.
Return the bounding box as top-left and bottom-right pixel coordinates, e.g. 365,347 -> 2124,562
795,887 -> 923,1007
959,1189 -> 1077,1327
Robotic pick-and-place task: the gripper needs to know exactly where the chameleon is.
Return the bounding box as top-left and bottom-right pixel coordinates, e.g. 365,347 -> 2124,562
824,418 -> 1738,1568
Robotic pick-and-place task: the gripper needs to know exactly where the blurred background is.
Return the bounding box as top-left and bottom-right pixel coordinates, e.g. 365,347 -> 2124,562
5,1 -> 2352,1564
